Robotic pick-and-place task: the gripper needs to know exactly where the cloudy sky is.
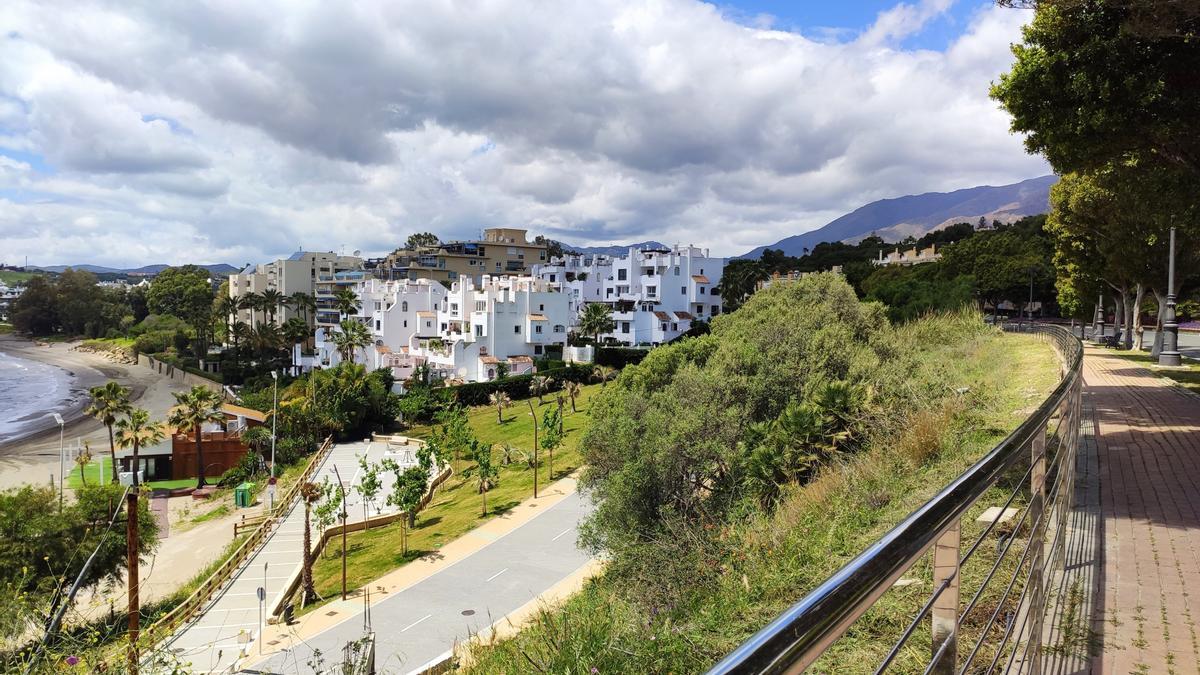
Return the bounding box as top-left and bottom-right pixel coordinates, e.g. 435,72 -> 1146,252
0,0 -> 1048,268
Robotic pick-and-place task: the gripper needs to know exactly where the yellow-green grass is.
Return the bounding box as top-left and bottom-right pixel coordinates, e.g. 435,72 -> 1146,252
304,383 -> 604,613
0,269 -> 37,284
81,336 -> 135,350
1110,349 -> 1200,394
67,456 -> 196,490
463,328 -> 1065,673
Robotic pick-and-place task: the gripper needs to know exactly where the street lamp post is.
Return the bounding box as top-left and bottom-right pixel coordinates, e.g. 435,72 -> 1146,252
269,371 -> 278,509
1093,293 -> 1106,344
1159,226 -> 1182,367
52,413 -> 64,512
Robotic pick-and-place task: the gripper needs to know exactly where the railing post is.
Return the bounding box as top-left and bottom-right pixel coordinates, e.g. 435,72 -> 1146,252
1027,422 -> 1048,675
930,522 -> 960,674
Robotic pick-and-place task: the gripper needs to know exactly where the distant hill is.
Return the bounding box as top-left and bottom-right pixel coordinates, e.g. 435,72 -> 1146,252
32,263 -> 239,276
559,240 -> 670,257
738,175 -> 1057,259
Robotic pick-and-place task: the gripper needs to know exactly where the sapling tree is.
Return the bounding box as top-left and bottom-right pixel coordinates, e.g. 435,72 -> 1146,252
462,439 -> 499,517
541,406 -> 563,483
355,456 -> 383,524
382,457 -> 428,554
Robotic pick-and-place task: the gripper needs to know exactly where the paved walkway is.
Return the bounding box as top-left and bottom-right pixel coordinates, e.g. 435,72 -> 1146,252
161,438 -> 419,673
1084,347 -> 1200,674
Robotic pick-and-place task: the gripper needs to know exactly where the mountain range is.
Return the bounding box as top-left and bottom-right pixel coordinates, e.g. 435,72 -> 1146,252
31,263 -> 241,276
559,240 -> 670,257
737,175 -> 1057,259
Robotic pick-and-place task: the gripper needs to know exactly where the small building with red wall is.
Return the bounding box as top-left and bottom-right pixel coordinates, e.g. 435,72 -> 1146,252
117,404 -> 268,482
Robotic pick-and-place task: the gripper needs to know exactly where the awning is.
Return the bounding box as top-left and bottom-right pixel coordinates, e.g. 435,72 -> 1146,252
654,311 -> 673,321
691,274 -> 710,283
222,403 -> 268,423
674,311 -> 695,321
527,314 -> 548,321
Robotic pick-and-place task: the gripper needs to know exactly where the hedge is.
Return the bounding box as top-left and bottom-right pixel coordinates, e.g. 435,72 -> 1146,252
450,363 -> 594,407
595,346 -> 650,369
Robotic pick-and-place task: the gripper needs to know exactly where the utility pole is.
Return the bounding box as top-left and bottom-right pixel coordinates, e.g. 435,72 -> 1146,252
1093,293 -> 1105,344
528,400 -> 538,499
127,485 -> 139,674
1160,226 -> 1183,367
332,465 -> 348,601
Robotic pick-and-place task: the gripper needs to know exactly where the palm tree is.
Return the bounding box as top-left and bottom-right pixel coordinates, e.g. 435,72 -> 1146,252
290,291 -> 317,324
230,321 -> 250,374
592,365 -> 616,388
260,289 -> 286,325
167,386 -> 226,489
300,481 -> 321,604
238,292 -> 261,327
240,426 -> 272,467
578,302 -> 615,345
85,381 -> 132,483
563,381 -> 582,413
75,442 -> 93,487
251,323 -> 285,362
489,391 -> 512,424
333,319 -> 371,364
333,287 -> 361,319
530,375 -> 553,405
114,408 -> 166,487
215,296 -> 238,346
283,317 -> 311,374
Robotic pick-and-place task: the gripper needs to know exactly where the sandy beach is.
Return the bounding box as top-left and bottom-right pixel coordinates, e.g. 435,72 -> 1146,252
0,335 -> 191,490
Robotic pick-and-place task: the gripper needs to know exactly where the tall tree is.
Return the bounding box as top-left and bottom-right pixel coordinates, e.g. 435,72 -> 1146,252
993,0 -> 1200,178
333,287 -> 361,319
84,382 -> 133,484
578,303 -> 615,344
289,291 -> 317,324
405,232 -> 440,249
167,386 -> 226,488
260,288 -> 286,325
333,319 -> 371,364
463,439 -> 498,517
113,408 -> 165,485
300,481 -> 321,604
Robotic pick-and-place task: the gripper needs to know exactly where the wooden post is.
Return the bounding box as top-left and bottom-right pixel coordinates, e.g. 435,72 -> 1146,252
930,522 -> 960,674
127,489 -> 140,675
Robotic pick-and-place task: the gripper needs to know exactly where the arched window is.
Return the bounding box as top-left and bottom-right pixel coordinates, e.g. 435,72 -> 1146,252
402,301 -> 408,312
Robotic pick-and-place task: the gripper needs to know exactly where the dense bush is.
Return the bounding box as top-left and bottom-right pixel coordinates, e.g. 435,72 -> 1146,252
594,346 -> 649,369
449,364 -> 593,407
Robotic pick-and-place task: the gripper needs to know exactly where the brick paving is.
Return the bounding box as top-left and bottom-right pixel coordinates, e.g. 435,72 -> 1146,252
1086,347 -> 1200,675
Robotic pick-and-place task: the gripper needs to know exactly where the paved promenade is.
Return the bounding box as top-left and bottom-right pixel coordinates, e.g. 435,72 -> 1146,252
1084,347 -> 1200,674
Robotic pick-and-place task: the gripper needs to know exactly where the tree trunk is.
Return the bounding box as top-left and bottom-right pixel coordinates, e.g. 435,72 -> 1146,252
108,425 -> 118,484
481,486 -> 487,517
1133,284 -> 1146,351
196,429 -> 206,489
302,505 -> 315,604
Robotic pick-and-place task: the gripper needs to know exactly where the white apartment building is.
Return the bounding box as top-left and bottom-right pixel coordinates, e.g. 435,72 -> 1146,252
314,278 -> 447,369
228,251 -> 363,328
535,245 -> 725,346
389,275 -> 569,383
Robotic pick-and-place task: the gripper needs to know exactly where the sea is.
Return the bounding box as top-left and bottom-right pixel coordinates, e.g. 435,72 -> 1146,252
0,350 -> 77,444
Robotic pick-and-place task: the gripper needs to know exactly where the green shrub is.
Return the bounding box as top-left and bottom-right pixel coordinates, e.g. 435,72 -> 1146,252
595,346 -> 649,369
449,364 -> 593,406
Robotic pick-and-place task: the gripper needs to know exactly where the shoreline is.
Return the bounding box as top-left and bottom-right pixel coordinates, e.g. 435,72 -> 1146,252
0,335 -> 183,491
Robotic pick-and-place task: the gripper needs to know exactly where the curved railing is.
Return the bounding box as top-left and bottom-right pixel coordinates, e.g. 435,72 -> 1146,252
709,324 -> 1083,674
147,436 -> 334,641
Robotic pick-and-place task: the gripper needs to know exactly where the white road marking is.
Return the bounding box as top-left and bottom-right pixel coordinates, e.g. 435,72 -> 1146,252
486,567 -> 508,582
400,614 -> 432,632
551,527 -> 573,541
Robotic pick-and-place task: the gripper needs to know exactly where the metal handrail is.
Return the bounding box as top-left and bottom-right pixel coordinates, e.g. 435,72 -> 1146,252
708,324 -> 1083,674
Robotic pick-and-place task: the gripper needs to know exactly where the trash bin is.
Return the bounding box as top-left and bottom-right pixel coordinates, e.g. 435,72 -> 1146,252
234,482 -> 251,508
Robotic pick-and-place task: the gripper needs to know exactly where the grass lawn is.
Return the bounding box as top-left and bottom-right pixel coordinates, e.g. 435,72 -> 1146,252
0,269 -> 38,285
305,382 -> 605,613
1110,349 -> 1200,394
67,456 -> 204,490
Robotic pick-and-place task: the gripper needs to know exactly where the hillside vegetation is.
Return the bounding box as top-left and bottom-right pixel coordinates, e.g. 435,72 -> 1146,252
462,273 -> 1060,673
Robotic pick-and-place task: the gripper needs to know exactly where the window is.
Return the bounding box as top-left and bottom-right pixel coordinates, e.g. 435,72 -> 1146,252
700,287 -> 706,295
534,345 -> 543,354
374,301 -> 381,311
441,323 -> 448,331
403,320 -> 408,328
661,323 -> 667,332
496,262 -> 501,269
425,320 -> 432,328
621,322 -> 630,333
514,325 -> 521,334
451,303 -> 458,313
647,285 -> 656,296
401,301 -> 408,312
535,325 -> 543,334
618,269 -> 627,281
375,320 -> 381,330
672,322 -> 678,331
606,288 -> 613,297
681,286 -> 687,295
475,324 -> 484,337
549,274 -> 556,282
696,305 -> 704,315
674,266 -> 680,275
475,300 -> 486,312
554,324 -> 565,333
539,304 -> 544,311
712,305 -> 720,315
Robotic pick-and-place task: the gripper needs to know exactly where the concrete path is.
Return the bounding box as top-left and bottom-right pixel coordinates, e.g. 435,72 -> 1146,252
1082,347 -> 1200,674
245,490 -> 593,675
161,438 -> 419,673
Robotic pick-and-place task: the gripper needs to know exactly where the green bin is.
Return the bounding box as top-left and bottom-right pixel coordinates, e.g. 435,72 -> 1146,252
234,482 -> 253,508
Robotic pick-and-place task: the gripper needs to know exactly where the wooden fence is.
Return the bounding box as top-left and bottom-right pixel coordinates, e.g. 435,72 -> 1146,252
147,436 -> 334,642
